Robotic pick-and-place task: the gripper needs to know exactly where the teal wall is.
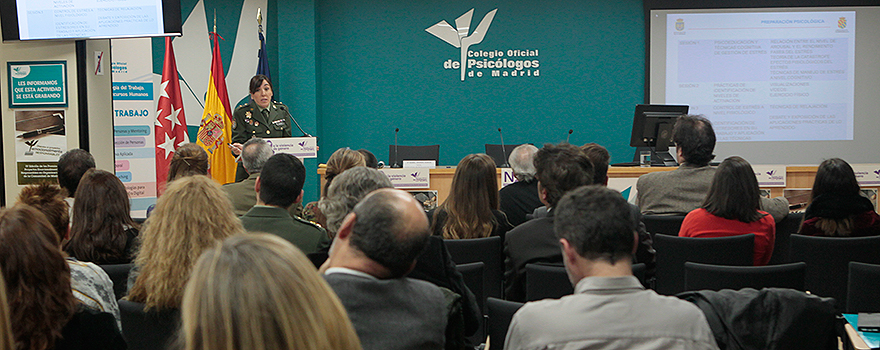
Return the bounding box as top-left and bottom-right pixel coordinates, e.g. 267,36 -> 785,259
314,0 -> 644,202
157,0 -> 645,203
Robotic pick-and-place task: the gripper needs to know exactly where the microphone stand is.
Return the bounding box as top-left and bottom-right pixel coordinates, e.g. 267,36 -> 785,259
498,127 -> 509,167
393,128 -> 400,168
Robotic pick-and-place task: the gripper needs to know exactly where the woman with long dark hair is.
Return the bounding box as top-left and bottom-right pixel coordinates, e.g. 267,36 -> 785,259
64,169 -> 139,264
679,156 -> 775,265
0,205 -> 124,350
799,158 -> 880,236
430,153 -> 513,239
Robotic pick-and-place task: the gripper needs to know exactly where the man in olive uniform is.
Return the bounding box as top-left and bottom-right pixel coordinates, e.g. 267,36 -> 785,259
230,74 -> 291,182
240,153 -> 328,254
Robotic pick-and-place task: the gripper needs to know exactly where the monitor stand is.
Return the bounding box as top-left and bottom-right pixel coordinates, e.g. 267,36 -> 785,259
651,150 -> 678,167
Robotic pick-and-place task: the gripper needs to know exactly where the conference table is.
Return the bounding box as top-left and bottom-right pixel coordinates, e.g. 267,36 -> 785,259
317,165 -> 841,206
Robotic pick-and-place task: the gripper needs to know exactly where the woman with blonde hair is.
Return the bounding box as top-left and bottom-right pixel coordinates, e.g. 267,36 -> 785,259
181,234 -> 361,350
303,147 -> 365,226
430,153 -> 513,239
127,175 -> 244,310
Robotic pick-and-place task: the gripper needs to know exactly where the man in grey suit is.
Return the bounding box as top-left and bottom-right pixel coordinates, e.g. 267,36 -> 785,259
636,115 -> 789,222
222,137 -> 302,218
322,189 -> 447,350
239,153 -> 327,254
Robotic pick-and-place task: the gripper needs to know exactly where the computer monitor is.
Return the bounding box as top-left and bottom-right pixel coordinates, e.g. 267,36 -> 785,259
629,104 -> 689,166
484,144 -> 523,168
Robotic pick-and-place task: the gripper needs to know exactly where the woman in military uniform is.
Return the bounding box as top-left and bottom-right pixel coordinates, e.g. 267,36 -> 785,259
230,74 -> 291,181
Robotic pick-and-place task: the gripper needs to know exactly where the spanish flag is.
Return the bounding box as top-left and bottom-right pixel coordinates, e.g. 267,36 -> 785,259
196,32 -> 236,184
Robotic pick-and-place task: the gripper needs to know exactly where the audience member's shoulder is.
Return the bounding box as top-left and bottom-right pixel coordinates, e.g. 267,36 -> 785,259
293,215 -> 326,234
506,216 -> 552,240
67,259 -> 112,283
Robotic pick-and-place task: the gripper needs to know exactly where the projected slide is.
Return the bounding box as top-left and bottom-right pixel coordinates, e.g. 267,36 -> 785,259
665,11 -> 855,142
16,0 -> 164,40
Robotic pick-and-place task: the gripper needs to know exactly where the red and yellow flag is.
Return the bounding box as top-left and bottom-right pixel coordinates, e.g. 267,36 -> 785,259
196,33 -> 236,184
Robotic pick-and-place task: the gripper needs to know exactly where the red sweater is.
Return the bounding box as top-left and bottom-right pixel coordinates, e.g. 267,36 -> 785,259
679,208 -> 776,266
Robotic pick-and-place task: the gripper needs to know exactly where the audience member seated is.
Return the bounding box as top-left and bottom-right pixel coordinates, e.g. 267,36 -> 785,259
57,148 -> 96,215
18,183 -> 120,327
504,143 -> 593,302
303,147 -> 366,227
127,176 -> 244,310
319,167 -> 394,239
240,153 -> 328,254
223,138 -> 304,218
499,144 -> 543,227
323,189 -> 447,350
504,186 -> 718,350
0,270 -> 11,350
582,143 -> 656,276
63,169 -> 139,265
636,115 -> 789,222
429,153 -> 514,239
358,148 -> 379,168
181,234 -> 361,350
799,158 -> 880,237
166,143 -> 209,182
0,205 -> 126,350
147,143 -> 210,217
679,156 -> 775,266
317,167 -> 482,342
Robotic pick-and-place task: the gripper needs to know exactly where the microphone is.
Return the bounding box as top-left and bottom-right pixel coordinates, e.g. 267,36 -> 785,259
392,128 -> 400,168
497,127 -> 509,167
283,106 -> 312,137
566,129 -> 573,144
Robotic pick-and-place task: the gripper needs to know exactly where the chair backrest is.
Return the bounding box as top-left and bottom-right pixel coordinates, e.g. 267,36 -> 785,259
684,261 -> 806,292
847,262 -> 880,313
118,300 -> 180,350
653,234 -> 754,295
484,144 -> 523,168
790,234 -> 880,310
444,236 -> 504,299
99,263 -> 133,300
524,263 -> 572,301
486,297 -> 524,350
524,263 -> 649,301
388,145 -> 440,165
456,262 -> 485,313
769,212 -> 804,265
642,215 -> 685,236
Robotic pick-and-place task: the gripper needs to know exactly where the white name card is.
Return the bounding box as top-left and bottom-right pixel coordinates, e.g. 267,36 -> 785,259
265,137 -> 317,158
402,160 -> 436,168
501,168 -> 515,187
380,168 -> 430,189
851,164 -> 880,186
752,165 -> 786,187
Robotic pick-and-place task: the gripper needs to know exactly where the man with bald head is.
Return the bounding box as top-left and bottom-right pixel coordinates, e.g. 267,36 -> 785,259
323,189 -> 447,350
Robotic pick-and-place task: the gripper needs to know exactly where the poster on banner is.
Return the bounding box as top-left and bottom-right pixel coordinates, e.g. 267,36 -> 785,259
851,164 -> 880,186
752,165 -> 786,187
266,137 -> 318,158
379,168 -> 430,189
112,38 -> 158,218
14,110 -> 67,185
7,61 -> 68,108
608,178 -> 639,203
